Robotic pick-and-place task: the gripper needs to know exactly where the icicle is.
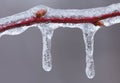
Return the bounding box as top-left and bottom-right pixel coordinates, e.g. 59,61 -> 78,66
38,24 -> 56,72
81,24 -> 100,79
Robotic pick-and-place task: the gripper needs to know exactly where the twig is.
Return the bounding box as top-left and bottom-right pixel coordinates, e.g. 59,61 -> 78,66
0,4 -> 120,32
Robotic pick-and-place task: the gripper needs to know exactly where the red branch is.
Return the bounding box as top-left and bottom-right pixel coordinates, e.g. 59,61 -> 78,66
0,11 -> 120,32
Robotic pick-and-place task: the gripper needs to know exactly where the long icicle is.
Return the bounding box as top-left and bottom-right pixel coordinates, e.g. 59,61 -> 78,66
82,24 -> 100,79
38,24 -> 54,71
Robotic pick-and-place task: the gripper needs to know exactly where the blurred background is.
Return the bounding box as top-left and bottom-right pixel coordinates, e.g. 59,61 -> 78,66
0,0 -> 120,83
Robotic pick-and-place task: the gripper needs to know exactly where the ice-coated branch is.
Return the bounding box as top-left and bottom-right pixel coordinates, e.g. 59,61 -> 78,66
0,3 -> 120,32
0,3 -> 120,79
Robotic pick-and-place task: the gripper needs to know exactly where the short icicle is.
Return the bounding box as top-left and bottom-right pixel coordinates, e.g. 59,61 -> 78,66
81,24 -> 100,79
38,24 -> 54,72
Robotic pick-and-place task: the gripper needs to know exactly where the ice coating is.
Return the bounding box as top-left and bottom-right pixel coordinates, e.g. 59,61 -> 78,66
0,3 -> 120,79
0,5 -> 48,25
1,3 -> 120,27
0,25 -> 35,37
102,16 -> 120,26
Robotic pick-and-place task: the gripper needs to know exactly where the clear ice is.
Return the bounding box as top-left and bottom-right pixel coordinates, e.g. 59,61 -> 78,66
0,3 -> 120,79
81,24 -> 100,79
38,24 -> 57,71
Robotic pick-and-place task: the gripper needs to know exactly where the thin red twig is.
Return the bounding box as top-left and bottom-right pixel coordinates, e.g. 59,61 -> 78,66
0,9 -> 120,32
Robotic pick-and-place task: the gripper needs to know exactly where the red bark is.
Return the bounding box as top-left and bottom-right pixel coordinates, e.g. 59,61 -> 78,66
0,10 -> 120,32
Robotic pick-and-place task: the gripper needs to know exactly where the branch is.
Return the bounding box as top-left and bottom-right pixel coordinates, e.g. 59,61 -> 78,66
0,3 -> 120,32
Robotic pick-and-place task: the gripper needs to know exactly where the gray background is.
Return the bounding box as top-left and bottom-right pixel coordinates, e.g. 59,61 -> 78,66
0,0 -> 120,83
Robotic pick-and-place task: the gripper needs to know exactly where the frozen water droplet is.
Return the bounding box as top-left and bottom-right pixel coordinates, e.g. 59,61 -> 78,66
38,24 -> 57,72
81,24 -> 100,79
